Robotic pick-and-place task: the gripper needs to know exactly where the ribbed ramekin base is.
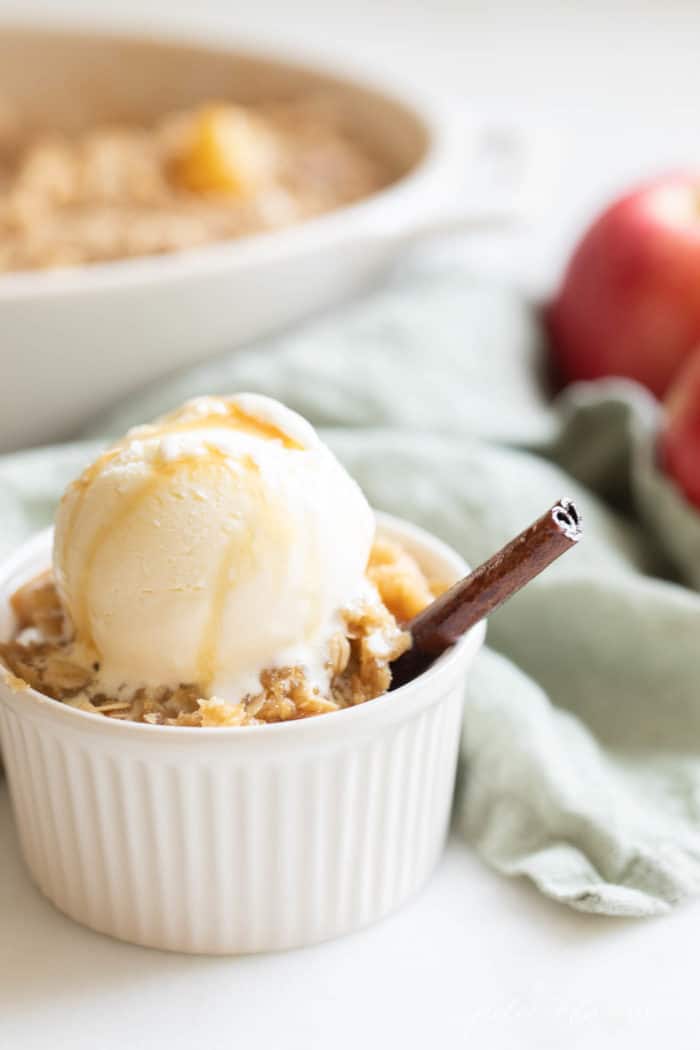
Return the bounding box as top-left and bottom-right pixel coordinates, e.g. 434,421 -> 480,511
0,686 -> 464,954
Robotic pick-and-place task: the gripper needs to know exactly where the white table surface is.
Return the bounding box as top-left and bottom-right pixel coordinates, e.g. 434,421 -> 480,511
3,1 -> 700,1047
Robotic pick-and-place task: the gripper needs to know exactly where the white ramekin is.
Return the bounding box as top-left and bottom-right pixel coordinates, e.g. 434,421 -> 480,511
0,513 -> 484,954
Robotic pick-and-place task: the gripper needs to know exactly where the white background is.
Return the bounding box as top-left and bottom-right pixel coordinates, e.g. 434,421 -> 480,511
3,2 -> 700,1047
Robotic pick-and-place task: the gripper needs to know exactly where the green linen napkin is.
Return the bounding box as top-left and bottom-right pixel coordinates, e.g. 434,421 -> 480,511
3,262 -> 700,917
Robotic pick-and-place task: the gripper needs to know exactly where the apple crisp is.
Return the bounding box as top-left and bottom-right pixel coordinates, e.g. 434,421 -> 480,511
0,98 -> 391,273
0,537 -> 436,726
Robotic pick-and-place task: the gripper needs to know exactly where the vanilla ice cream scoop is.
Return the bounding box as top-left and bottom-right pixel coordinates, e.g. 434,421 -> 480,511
53,395 -> 375,700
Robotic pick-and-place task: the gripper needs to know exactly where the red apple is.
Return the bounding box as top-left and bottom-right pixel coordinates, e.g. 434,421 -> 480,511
547,173 -> 700,398
660,345 -> 700,509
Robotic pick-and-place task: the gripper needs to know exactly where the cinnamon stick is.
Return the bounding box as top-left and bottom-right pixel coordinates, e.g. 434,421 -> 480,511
390,499 -> 582,689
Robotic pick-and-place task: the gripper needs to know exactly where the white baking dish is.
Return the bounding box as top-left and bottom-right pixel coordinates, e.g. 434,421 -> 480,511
0,512 -> 485,954
0,24 -> 542,451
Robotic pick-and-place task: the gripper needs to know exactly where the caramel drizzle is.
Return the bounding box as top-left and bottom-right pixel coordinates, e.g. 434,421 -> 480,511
59,402 -> 302,583
195,531 -> 243,692
69,446 -> 234,656
131,403 -> 303,451
71,474 -> 164,652
195,453 -> 260,691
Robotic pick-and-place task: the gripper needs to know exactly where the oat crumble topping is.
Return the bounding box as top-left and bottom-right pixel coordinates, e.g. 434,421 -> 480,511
0,98 -> 392,273
0,537 -> 436,726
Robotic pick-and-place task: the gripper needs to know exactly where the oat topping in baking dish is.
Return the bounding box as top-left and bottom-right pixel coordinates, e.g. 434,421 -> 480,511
0,98 -> 392,272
